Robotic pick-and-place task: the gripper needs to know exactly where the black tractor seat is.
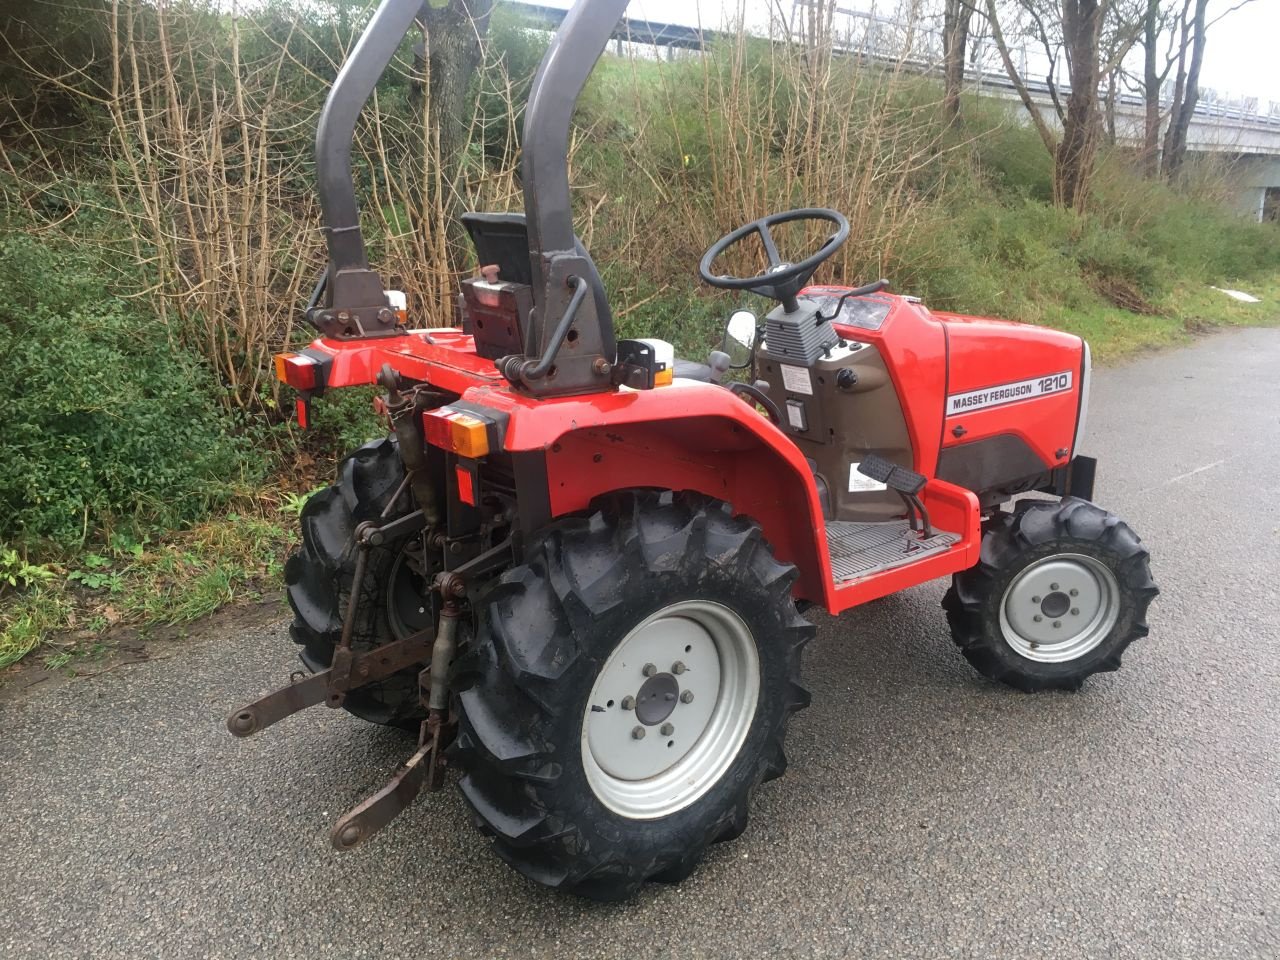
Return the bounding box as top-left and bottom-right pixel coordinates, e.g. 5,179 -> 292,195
673,359 -> 713,382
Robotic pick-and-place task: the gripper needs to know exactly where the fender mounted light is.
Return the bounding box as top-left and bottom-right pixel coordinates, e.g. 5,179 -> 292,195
423,407 -> 491,458
274,352 -> 320,391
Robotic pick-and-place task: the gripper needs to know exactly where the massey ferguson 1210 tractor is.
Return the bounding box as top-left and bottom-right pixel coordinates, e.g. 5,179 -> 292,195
227,0 -> 1158,899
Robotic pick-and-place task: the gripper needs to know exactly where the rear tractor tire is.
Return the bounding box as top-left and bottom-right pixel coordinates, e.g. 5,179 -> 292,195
450,490 -> 812,900
285,437 -> 435,729
943,497 -> 1158,692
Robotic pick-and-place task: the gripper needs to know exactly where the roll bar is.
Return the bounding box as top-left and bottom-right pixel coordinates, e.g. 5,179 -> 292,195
310,0 -> 628,377
521,0 -> 630,302
310,0 -> 424,339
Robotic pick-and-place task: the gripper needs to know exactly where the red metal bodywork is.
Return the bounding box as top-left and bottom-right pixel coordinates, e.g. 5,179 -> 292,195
302,289 -> 1086,614
933,311 -> 1086,466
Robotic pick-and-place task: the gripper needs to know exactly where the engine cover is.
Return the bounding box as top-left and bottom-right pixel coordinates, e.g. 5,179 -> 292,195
757,288 -> 1089,517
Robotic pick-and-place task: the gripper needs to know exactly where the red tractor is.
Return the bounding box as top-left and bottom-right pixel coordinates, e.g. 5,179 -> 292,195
228,0 -> 1158,900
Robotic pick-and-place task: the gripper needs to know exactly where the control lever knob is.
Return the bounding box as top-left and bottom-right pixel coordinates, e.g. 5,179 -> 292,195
836,368 -> 858,389
707,350 -> 732,384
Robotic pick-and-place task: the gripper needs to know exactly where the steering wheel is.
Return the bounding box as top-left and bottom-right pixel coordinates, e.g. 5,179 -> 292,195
698,208 -> 850,313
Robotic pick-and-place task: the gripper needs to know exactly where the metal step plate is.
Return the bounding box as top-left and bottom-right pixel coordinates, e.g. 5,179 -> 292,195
825,519 -> 959,583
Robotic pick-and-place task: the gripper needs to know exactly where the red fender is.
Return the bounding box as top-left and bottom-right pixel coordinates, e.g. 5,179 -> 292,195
463,380 -> 835,603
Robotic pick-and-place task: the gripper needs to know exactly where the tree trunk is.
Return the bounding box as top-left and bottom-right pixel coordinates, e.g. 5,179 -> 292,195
1056,0 -> 1105,210
1163,0 -> 1207,178
412,0 -> 495,277
1103,68 -> 1117,146
1140,0 -> 1160,176
942,0 -> 974,125
1161,2 -> 1191,175
984,0 -> 1059,156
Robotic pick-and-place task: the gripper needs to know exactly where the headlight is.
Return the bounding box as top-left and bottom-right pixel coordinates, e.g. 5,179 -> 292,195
1072,340 -> 1092,456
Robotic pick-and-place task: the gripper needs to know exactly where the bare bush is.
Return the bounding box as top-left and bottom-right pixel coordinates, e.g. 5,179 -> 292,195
2,0 -> 964,409
3,0 -> 522,410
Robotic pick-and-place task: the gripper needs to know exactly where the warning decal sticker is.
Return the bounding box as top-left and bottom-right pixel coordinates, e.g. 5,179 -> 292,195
780,364 -> 813,396
946,371 -> 1073,416
848,463 -> 888,493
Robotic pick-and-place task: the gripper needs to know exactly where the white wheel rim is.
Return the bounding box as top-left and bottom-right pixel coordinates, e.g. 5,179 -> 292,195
1000,553 -> 1120,663
580,600 -> 760,820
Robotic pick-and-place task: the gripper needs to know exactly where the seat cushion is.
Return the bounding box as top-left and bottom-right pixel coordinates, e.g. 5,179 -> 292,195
673,358 -> 712,381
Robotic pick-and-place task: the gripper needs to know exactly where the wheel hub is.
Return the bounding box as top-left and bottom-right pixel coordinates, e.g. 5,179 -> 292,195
1040,591 -> 1071,618
634,673 -> 679,726
581,600 -> 760,820
1000,553 -> 1120,663
386,541 -> 437,641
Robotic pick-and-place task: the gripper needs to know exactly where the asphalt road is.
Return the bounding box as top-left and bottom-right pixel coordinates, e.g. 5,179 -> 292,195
4,329 -> 1278,959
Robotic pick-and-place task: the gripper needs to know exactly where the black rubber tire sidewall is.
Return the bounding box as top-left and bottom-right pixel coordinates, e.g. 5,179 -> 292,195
284,436 -> 429,728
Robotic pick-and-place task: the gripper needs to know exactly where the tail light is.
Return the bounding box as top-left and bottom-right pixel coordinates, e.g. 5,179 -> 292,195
423,407 -> 492,459
274,350 -> 331,430
385,289 -> 408,325
274,352 -> 320,390
454,464 -> 477,506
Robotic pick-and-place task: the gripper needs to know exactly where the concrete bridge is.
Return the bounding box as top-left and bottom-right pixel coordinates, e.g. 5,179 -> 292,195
972,67 -> 1280,221
510,1 -> 1280,221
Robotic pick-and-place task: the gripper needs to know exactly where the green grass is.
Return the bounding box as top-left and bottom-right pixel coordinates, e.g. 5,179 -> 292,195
0,587 -> 72,669
1032,276 -> 1280,361
1168,275 -> 1280,329
0,499 -> 296,674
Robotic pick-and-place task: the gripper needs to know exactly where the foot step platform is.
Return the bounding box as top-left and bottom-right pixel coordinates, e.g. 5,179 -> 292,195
825,519 -> 959,583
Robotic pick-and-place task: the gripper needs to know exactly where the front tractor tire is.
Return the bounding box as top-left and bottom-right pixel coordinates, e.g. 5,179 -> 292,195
943,497 -> 1158,692
451,490 -> 812,900
285,437 -> 433,729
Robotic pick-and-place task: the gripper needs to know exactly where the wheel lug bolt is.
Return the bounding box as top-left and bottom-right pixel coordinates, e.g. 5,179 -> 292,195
631,726 -> 646,740
660,723 -> 674,736
1070,608 -> 1079,616
621,696 -> 635,710
1050,583 -> 1060,591
680,690 -> 694,704
1032,596 -> 1041,604
1033,614 -> 1043,622
671,661 -> 686,675
642,663 -> 656,677
1052,620 -> 1062,628
1069,588 -> 1079,597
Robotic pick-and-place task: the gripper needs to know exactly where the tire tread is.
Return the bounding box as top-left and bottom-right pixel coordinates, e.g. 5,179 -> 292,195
943,497 -> 1157,692
452,489 -> 811,899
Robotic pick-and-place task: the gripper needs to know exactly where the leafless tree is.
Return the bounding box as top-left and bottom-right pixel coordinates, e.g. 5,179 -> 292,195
412,0 -> 496,272
1128,1 -> 1257,178
1099,0 -> 1147,144
942,0 -> 977,123
1139,0 -> 1167,175
1160,0 -> 1255,178
985,0 -> 1113,209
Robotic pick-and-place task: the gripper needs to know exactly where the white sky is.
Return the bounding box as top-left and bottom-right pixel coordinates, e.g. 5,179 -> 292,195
1195,1 -> 1278,103
526,0 -> 1280,105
